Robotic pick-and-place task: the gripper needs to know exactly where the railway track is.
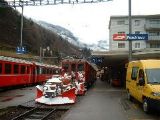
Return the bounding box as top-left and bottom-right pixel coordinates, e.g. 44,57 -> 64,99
11,107 -> 57,120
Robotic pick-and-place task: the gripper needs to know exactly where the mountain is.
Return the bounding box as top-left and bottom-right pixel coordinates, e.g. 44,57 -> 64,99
0,7 -> 82,62
37,21 -> 108,51
86,40 -> 109,51
37,21 -> 84,47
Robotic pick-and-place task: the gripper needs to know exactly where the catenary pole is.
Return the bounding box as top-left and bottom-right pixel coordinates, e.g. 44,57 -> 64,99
128,0 -> 132,61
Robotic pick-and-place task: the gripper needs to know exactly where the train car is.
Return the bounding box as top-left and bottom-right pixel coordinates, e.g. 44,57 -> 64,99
61,58 -> 97,89
0,56 -> 58,88
33,62 -> 57,83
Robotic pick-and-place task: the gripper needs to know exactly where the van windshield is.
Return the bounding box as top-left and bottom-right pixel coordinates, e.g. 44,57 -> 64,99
146,68 -> 160,84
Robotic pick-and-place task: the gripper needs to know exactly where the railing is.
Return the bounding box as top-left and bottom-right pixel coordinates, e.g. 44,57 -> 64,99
148,35 -> 160,41
145,22 -> 160,30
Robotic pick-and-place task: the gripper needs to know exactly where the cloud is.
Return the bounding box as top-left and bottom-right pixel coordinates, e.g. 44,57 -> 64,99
17,0 -> 160,44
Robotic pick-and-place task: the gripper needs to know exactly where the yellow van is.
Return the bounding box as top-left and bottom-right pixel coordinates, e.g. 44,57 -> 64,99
126,60 -> 160,113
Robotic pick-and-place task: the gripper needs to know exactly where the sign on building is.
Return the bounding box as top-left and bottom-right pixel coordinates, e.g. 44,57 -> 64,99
113,34 -> 126,41
127,34 -> 148,40
91,57 -> 103,64
113,34 -> 148,41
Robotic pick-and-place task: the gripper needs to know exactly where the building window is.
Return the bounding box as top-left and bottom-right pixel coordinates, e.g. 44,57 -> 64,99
149,19 -> 160,24
118,31 -> 125,34
150,43 -> 160,48
148,32 -> 160,36
117,20 -> 125,25
135,43 -> 140,48
135,31 -> 140,34
135,20 -> 140,26
118,43 -> 125,48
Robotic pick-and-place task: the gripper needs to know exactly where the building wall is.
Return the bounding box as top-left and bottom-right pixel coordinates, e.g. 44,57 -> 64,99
109,16 -> 160,51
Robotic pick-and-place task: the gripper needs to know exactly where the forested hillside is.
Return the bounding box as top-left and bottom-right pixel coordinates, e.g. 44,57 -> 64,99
0,5 -> 82,64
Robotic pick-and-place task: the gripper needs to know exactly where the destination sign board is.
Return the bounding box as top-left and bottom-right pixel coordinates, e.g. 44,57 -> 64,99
113,34 -> 148,41
16,46 -> 27,54
127,34 -> 148,40
91,57 -> 103,64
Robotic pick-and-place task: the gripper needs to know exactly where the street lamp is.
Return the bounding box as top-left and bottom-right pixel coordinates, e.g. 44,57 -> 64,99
128,0 -> 132,61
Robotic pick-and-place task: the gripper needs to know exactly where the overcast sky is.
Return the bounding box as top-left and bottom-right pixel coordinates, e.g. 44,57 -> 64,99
17,0 -> 160,44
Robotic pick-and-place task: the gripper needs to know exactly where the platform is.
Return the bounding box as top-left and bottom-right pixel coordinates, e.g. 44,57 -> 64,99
61,79 -> 127,120
0,86 -> 36,109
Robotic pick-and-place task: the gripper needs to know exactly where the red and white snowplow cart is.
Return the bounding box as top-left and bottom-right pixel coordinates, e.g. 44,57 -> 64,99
35,77 -> 76,105
75,71 -> 86,95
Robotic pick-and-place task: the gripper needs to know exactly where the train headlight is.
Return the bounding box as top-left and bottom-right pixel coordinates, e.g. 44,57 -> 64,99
43,86 -> 48,90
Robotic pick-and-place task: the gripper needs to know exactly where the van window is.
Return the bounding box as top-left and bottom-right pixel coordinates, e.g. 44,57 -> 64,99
138,69 -> 144,79
131,67 -> 139,80
146,68 -> 160,84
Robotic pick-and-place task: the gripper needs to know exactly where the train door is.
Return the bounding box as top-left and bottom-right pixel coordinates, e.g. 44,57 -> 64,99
71,62 -> 76,82
27,65 -> 32,84
31,64 -> 37,84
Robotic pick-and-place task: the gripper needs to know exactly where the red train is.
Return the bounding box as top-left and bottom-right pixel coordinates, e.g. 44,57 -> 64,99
0,56 -> 59,88
61,58 -> 98,88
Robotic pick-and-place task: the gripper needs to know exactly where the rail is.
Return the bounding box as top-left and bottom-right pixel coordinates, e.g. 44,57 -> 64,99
11,107 -> 56,120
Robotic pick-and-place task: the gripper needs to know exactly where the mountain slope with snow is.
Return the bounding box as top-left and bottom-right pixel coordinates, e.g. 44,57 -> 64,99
38,21 -> 108,51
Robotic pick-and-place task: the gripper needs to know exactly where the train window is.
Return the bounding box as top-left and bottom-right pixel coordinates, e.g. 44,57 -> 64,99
71,64 -> 76,72
0,63 -> 2,74
62,64 -> 69,72
5,63 -> 12,74
49,69 -> 52,74
21,65 -> 26,74
39,67 -> 42,74
26,66 -> 30,74
45,68 -> 47,74
78,64 -> 84,71
14,64 -> 19,74
42,67 -> 46,74
46,69 -> 49,74
53,68 -> 61,74
36,66 -> 40,74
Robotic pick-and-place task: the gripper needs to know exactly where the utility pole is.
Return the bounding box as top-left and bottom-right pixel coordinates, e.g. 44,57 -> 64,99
128,0 -> 132,61
20,5 -> 24,47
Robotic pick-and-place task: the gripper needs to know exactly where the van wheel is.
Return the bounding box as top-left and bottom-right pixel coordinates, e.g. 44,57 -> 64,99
143,98 -> 150,114
127,90 -> 132,101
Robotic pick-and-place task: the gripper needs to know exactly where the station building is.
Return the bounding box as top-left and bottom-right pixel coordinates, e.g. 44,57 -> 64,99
92,14 -> 160,87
